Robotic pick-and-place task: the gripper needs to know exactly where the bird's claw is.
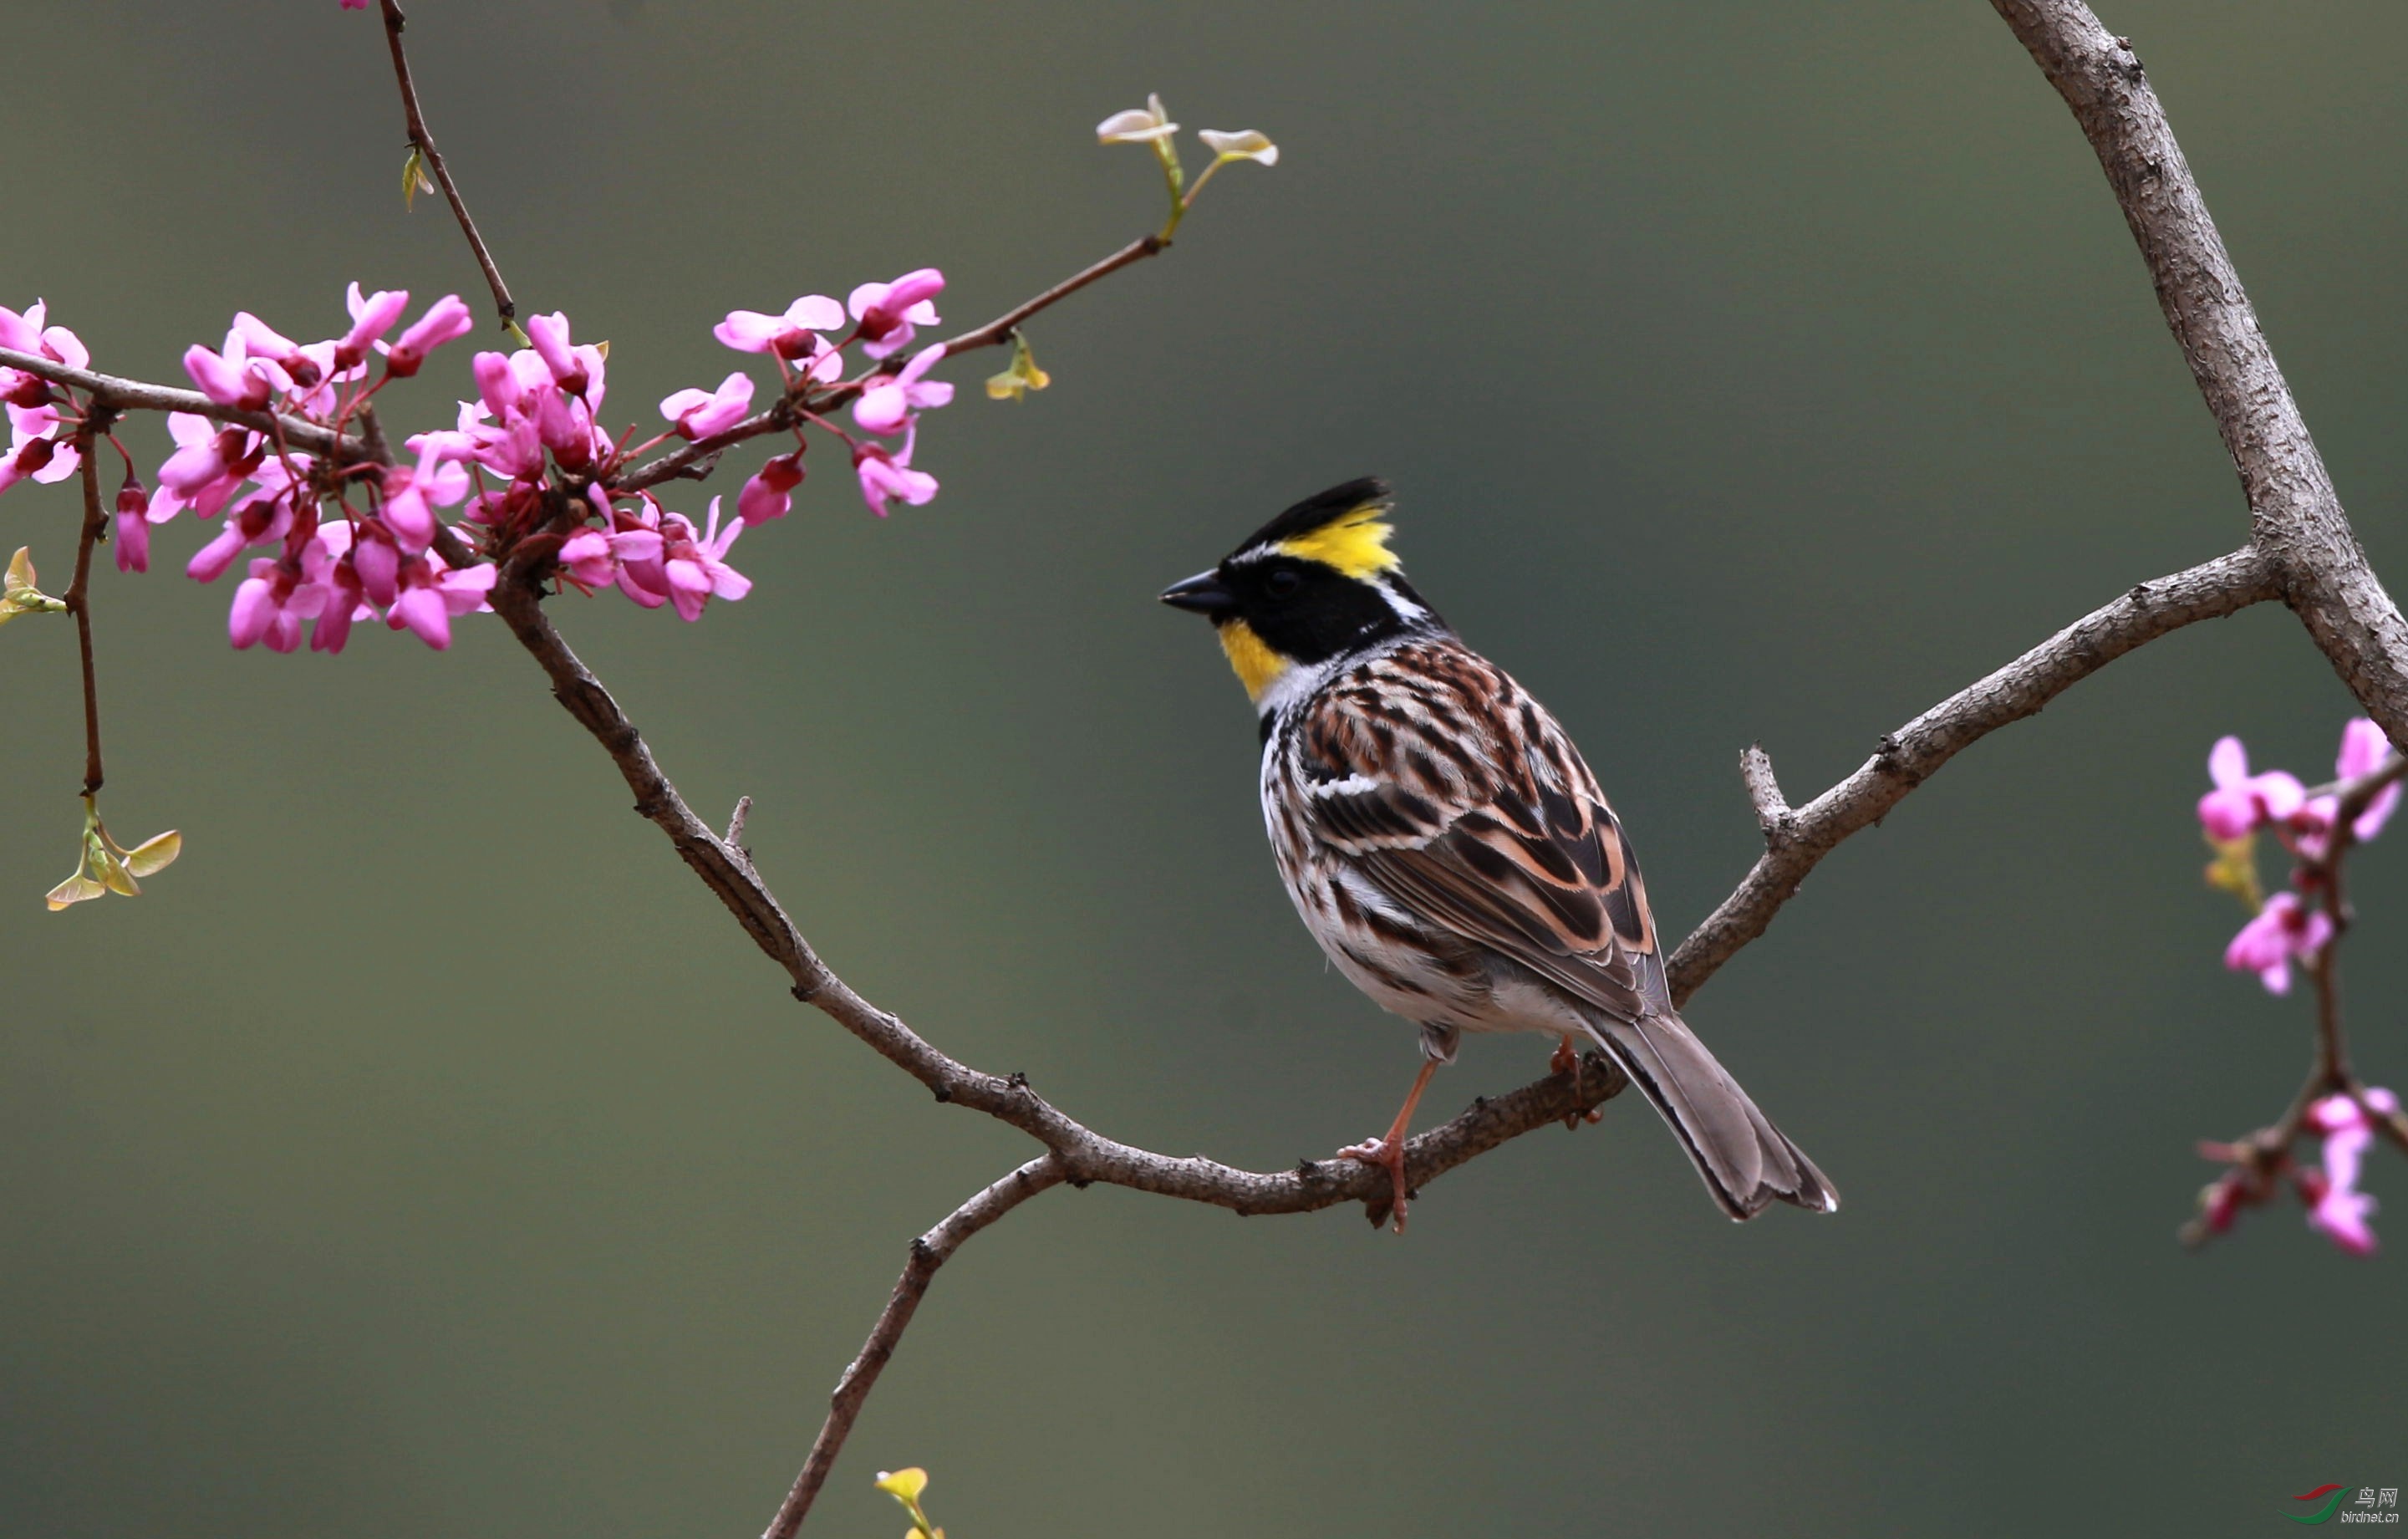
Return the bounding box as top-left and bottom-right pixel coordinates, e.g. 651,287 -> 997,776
1552,1036 -> 1586,1130
1338,1134 -> 1413,1232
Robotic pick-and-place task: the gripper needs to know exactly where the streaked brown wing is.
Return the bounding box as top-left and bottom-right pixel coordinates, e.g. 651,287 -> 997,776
1293,644 -> 1671,1023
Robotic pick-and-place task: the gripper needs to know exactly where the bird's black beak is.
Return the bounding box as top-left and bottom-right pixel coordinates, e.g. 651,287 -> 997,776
1158,568 -> 1235,617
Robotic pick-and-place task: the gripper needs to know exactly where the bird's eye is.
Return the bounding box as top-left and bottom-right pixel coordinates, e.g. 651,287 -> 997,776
1265,568 -> 1303,599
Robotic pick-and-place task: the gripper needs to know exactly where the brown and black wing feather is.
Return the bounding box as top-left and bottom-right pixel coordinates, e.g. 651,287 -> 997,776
1296,642 -> 1837,1219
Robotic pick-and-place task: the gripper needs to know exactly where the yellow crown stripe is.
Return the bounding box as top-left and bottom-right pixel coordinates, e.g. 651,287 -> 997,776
1272,502 -> 1397,579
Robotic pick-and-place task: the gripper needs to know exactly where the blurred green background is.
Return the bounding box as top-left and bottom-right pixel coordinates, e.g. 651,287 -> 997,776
4,2 -> 2405,1534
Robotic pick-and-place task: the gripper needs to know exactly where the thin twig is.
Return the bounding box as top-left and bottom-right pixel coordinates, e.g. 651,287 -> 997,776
1667,548 -> 2282,1003
761,1157 -> 1066,1539
935,233 -> 1166,354
613,232 -> 1170,496
375,0 -> 517,330
65,415 -> 114,796
0,348 -> 369,464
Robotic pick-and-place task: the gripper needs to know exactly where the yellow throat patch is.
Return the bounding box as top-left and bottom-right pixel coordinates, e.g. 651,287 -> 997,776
1215,619 -> 1288,701
1272,501 -> 1398,579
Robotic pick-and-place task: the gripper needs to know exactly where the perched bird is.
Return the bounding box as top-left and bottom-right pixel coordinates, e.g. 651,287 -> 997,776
1160,477 -> 1836,1229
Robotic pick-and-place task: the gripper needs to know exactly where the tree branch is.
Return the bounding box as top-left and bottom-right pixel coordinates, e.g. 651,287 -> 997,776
761,1157 -> 1067,1539
0,347 -> 370,464
483,563 -> 1641,1222
613,232 -> 1170,497
65,415 -> 115,797
1667,547 -> 2281,1003
934,233 -> 1166,354
376,0 -> 517,330
1990,0 -> 2408,743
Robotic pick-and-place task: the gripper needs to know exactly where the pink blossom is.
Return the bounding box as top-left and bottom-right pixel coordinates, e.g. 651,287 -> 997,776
228,312 -> 323,390
382,438 -> 471,555
25,302 -> 83,369
341,0 -> 369,9
2197,736 -> 2306,840
386,553 -> 497,650
2288,721 -> 2401,858
1,363 -> 49,410
0,302 -> 39,354
660,371 -> 756,440
151,413 -> 252,517
384,293 -> 473,378
113,475 -> 150,574
0,300 -> 88,371
852,344 -> 952,436
472,350 -> 527,420
2299,1088 -> 2398,1256
658,497 -> 750,621
737,450 -> 804,525
350,521 -> 401,606
229,558 -> 324,653
338,283 -> 410,370
43,324 -> 89,370
2222,891 -> 2332,995
847,268 -> 943,361
524,312 -> 593,397
0,401 -> 80,496
230,310 -> 304,366
186,457 -> 308,583
454,399 -> 543,480
183,341 -> 274,410
534,386 -> 597,471
558,528 -> 619,589
853,427 -> 938,517
715,293 -> 847,364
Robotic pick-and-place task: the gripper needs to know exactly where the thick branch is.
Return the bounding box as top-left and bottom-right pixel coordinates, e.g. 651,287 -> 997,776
761,1157 -> 1066,1539
376,0 -> 517,329
1667,546 -> 2281,1002
493,538 -> 2283,1218
0,348 -> 369,463
1991,0 -> 2408,742
485,569 -> 1632,1220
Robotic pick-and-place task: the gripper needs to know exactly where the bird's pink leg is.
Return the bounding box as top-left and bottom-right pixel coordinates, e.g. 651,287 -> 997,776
1339,1057 -> 1439,1232
1551,1034 -> 1585,1129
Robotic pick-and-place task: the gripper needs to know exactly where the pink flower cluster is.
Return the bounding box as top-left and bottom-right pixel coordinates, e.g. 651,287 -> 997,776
0,301 -> 91,497
153,284 -> 491,650
1,262 -> 960,655
2199,720 -> 2400,993
2197,1087 -> 2398,1256
707,268 -> 952,518
2299,1089 -> 2397,1255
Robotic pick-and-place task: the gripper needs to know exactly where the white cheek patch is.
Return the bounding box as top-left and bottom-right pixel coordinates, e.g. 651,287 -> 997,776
1375,578 -> 1429,624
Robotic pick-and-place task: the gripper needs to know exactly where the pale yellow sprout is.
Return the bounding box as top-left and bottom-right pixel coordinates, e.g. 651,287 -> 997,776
0,547 -> 65,627
1198,128 -> 1278,165
1096,94 -> 1178,145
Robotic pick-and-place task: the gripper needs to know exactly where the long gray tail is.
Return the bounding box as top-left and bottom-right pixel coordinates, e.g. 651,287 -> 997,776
1586,1010 -> 1838,1220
